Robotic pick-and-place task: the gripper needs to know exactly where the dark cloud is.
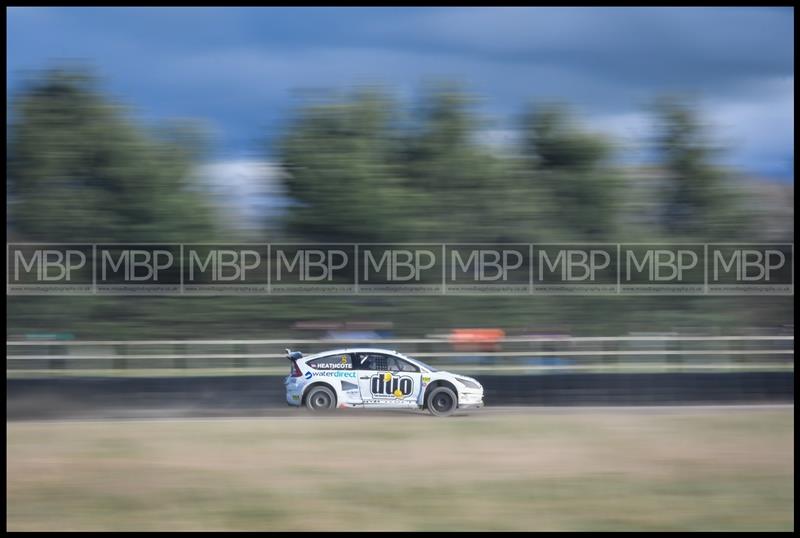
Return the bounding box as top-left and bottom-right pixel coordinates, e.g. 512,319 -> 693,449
6,7 -> 794,178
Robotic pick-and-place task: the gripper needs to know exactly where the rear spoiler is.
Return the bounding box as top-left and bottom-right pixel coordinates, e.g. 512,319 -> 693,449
285,348 -> 303,361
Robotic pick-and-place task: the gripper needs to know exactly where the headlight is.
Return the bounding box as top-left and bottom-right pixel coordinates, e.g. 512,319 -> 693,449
456,377 -> 481,390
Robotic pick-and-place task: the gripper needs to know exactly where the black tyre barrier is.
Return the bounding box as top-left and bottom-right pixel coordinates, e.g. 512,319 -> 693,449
7,371 -> 793,420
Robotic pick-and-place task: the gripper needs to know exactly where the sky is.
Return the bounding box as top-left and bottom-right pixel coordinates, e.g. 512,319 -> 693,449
6,7 -> 795,181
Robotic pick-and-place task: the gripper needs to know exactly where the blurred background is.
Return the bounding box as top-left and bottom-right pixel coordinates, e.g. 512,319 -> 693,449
5,6 -> 794,531
6,7 -> 794,344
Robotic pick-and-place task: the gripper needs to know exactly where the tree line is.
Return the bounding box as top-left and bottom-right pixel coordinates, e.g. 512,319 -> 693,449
6,68 -> 792,338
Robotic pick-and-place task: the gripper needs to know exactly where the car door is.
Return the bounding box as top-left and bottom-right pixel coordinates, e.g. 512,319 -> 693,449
304,353 -> 361,406
355,352 -> 422,408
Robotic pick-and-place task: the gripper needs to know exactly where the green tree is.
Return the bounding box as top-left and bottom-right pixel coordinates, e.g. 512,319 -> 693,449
402,85 -> 520,242
279,88 -> 420,242
280,84 -> 524,243
651,97 -> 750,241
7,68 -> 215,242
521,104 -> 622,241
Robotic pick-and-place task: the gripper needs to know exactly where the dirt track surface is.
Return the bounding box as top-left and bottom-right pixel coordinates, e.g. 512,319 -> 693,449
7,406 -> 793,531
10,403 -> 794,423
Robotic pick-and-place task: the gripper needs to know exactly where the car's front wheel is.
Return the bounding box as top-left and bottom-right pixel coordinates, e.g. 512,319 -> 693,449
305,385 -> 336,412
426,386 -> 457,417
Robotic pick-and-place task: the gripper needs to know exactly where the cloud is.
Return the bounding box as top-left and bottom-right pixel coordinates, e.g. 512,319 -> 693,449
6,7 -> 794,179
705,77 -> 794,177
195,159 -> 290,230
372,8 -> 793,88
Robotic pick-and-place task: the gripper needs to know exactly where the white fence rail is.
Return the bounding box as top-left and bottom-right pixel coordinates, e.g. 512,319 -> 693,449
6,335 -> 794,375
6,335 -> 795,345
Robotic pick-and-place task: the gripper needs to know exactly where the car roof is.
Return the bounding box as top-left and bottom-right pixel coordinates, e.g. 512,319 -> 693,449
298,348 -> 440,373
300,347 -> 406,360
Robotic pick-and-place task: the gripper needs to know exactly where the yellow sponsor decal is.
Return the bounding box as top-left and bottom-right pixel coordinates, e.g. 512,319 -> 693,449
384,372 -> 392,382
393,388 -> 404,398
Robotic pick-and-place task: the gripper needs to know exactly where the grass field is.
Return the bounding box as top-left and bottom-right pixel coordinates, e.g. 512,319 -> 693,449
6,407 -> 794,531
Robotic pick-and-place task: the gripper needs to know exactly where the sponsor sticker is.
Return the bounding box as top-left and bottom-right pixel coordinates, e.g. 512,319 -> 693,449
306,371 -> 356,379
313,362 -> 352,369
370,372 -> 414,399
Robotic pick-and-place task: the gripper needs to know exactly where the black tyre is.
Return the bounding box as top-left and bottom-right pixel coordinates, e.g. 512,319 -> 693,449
305,385 -> 336,412
426,386 -> 458,417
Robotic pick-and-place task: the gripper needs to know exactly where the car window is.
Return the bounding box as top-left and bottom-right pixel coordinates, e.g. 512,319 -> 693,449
407,357 -> 437,372
389,356 -> 420,372
306,354 -> 353,370
354,353 -> 420,372
355,353 -> 388,371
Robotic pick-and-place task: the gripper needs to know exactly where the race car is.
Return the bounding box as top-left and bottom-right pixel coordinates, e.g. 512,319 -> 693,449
284,348 -> 483,416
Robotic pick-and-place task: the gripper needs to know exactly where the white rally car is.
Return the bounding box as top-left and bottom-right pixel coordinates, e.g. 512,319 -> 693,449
284,348 -> 483,416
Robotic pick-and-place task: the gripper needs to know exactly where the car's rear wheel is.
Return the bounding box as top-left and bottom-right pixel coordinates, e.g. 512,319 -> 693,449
426,386 -> 457,417
305,385 -> 336,412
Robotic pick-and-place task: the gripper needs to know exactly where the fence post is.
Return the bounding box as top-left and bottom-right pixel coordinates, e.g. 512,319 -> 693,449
114,344 -> 127,370
48,344 -> 64,371
235,344 -> 246,369
175,343 -> 187,370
